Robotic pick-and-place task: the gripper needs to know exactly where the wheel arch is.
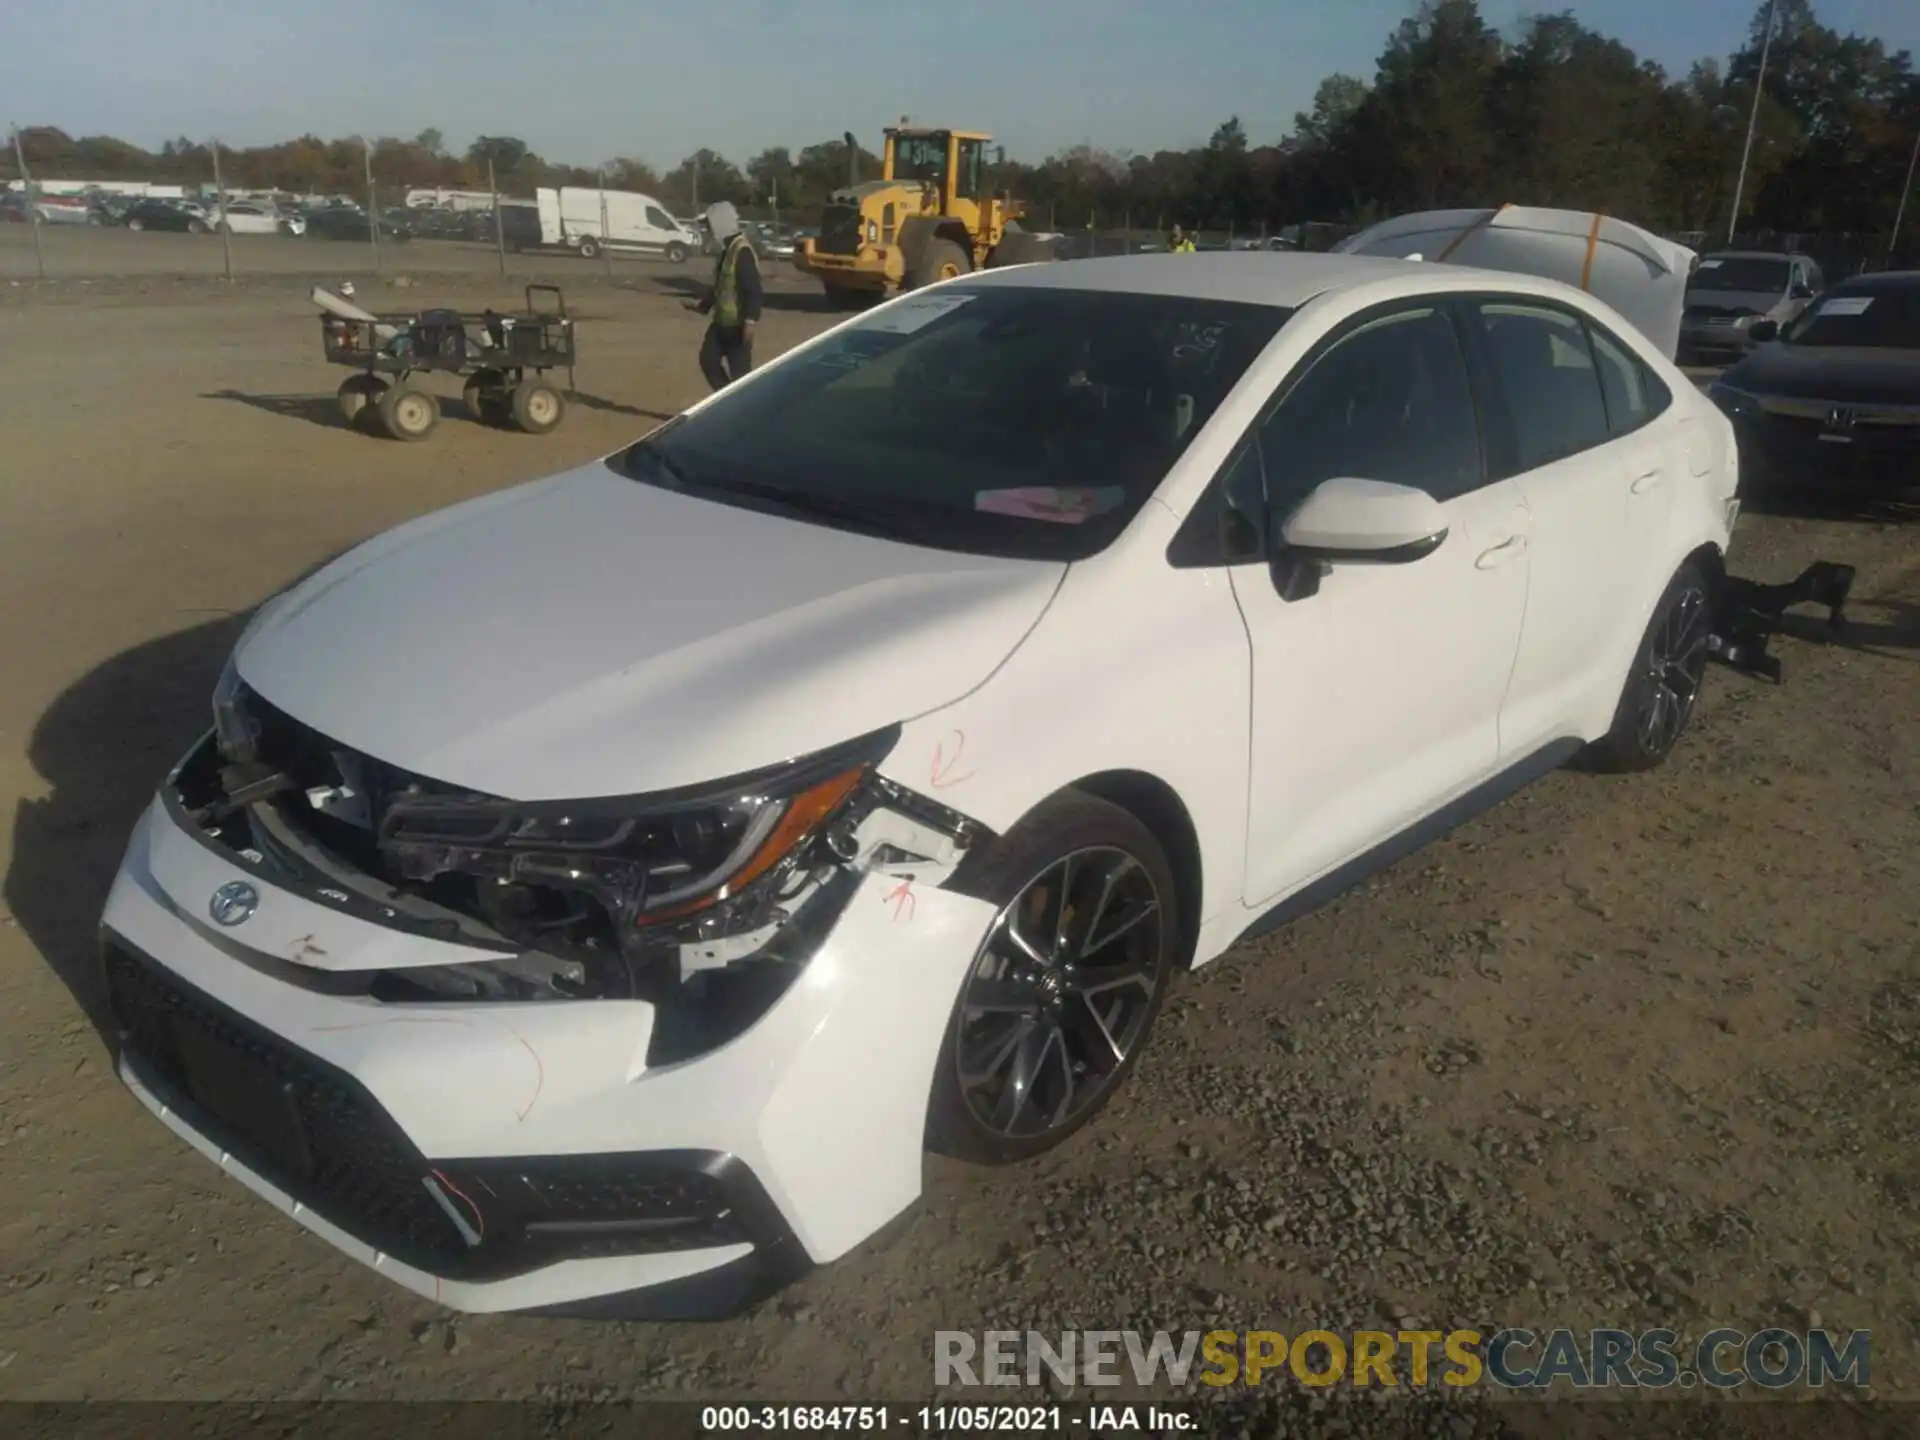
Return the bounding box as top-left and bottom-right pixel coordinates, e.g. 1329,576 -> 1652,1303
950,770 -> 1204,969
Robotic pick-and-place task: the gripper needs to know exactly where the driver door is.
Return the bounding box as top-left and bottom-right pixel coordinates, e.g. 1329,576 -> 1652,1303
1225,301 -> 1531,909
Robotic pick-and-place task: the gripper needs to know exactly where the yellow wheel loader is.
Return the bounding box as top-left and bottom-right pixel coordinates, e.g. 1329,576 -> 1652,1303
794,123 -> 1055,309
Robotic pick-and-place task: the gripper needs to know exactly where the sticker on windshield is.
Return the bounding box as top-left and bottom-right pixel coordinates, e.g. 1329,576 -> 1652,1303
974,486 -> 1125,525
864,292 -> 976,334
1817,296 -> 1874,317
1697,259 -> 1723,269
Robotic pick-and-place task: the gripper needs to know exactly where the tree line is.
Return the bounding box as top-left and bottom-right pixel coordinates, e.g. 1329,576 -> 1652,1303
7,0 -> 1916,240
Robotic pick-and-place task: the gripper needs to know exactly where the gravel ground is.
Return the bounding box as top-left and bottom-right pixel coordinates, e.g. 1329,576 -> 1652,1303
0,274 -> 1914,1437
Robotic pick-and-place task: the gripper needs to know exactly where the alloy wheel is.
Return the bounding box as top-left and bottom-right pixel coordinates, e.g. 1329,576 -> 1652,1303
1637,585 -> 1709,756
954,846 -> 1164,1141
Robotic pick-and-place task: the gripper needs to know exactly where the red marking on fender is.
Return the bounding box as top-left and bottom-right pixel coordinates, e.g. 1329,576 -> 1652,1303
512,1033 -> 545,1122
929,730 -> 976,789
883,879 -> 916,922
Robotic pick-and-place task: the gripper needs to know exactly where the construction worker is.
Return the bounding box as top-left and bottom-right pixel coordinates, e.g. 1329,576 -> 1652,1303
684,201 -> 763,390
1168,224 -> 1196,254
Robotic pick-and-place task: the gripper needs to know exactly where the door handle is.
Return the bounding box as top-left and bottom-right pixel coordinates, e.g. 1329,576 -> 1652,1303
1475,535 -> 1527,570
1630,469 -> 1663,495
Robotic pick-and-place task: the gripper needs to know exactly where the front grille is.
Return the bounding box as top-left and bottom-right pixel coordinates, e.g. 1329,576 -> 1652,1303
105,941 -> 751,1278
818,202 -> 862,256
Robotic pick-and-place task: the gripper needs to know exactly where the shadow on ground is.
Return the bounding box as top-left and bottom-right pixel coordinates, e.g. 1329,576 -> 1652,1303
203,388 -> 671,431
8,613 -> 245,1042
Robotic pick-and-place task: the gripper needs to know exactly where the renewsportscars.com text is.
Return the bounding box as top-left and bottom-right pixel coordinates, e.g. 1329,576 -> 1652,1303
934,1327 -> 1871,1390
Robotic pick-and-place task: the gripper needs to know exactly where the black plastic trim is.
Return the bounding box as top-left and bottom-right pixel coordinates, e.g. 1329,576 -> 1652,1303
102,931 -> 809,1301
1234,737 -> 1584,946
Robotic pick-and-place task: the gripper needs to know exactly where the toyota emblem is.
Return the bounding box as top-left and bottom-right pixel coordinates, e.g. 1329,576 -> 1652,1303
208,880 -> 260,927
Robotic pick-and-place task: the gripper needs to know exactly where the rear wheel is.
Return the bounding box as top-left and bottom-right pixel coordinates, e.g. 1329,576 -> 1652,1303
928,791 -> 1180,1164
510,379 -> 565,434
1582,562 -> 1713,773
376,384 -> 438,441
336,374 -> 389,428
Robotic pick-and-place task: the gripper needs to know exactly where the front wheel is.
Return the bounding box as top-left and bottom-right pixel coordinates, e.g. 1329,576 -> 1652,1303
127,217 -> 145,232
1581,562 -> 1713,773
575,235 -> 599,260
665,241 -> 689,265
928,791 -> 1180,1165
336,373 -> 389,428
509,379 -> 565,434
376,384 -> 438,441
187,219 -> 207,235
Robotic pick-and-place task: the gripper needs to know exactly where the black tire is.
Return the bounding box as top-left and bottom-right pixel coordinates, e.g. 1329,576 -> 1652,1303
909,237 -> 971,290
1581,561 -> 1713,774
336,373 -> 389,428
928,790 -> 1181,1165
665,241 -> 689,265
376,384 -> 438,441
575,235 -> 599,260
509,379 -> 565,434
463,370 -> 506,425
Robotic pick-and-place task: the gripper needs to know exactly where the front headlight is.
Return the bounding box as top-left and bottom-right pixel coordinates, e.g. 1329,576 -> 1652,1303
211,655 -> 260,763
374,732 -> 895,947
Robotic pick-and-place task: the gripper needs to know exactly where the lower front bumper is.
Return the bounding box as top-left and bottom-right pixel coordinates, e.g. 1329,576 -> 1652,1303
101,797 -> 998,1316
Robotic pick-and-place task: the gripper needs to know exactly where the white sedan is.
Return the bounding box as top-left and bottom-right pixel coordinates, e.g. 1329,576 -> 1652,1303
100,252 -> 1739,1320
217,200 -> 304,236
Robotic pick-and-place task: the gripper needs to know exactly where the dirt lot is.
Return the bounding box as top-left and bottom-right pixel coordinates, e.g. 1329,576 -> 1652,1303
0,265 -> 1916,1434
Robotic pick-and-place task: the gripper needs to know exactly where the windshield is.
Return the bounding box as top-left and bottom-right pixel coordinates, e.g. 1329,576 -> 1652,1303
612,285 -> 1290,561
1688,257 -> 1791,294
1780,284 -> 1920,349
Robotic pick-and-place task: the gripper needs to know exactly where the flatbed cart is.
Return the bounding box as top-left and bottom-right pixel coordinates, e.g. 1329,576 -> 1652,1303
320,283 -> 577,441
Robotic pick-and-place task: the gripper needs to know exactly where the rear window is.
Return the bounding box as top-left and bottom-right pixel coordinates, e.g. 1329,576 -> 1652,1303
614,285 -> 1291,561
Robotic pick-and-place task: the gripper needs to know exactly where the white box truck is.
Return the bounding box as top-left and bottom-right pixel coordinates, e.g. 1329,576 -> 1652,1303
534,187 -> 699,263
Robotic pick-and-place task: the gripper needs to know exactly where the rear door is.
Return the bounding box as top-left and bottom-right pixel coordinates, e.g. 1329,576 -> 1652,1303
1464,297 -> 1633,755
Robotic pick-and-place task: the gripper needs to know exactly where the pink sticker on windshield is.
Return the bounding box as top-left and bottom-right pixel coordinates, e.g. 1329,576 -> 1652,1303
974,487 -> 1122,524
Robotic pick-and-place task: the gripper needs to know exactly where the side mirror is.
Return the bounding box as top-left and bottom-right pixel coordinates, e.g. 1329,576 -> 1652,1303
1748,319 -> 1779,343
1790,285 -> 1814,300
1267,478 -> 1447,601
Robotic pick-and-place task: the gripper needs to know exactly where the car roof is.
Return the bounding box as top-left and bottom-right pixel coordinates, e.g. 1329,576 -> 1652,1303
1828,269 -> 1920,293
951,250 -> 1584,310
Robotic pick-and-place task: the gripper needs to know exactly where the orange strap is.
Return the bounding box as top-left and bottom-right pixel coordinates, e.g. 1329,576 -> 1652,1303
1437,202 -> 1511,262
1580,211 -> 1605,291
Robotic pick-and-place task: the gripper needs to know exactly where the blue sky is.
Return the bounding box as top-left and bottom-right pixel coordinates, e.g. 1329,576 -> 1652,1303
3,0 -> 1914,168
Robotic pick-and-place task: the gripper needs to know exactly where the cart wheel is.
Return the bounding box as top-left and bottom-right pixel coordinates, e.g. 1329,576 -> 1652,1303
336,374 -> 389,428
463,371 -> 507,425
510,380 -> 566,434
377,385 -> 439,441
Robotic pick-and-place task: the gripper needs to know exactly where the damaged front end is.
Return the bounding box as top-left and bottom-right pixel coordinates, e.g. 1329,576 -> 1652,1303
1707,559 -> 1856,684
173,663 -> 990,1065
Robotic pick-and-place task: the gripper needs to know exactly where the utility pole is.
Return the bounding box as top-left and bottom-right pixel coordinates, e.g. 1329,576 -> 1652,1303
488,156 -> 507,278
10,124 -> 46,281
210,137 -> 234,281
1727,0 -> 1779,246
1891,122 -> 1920,262
363,136 -> 381,274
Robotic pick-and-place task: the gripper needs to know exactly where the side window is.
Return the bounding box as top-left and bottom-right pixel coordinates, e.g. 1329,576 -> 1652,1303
1587,323 -> 1672,439
645,205 -> 674,230
1474,302 -> 1612,471
1257,306 -> 1483,509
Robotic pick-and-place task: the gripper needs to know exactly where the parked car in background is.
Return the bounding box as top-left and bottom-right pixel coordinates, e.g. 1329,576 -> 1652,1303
304,205 -> 413,243
217,200 -> 304,236
123,199 -> 211,234
1679,251 -> 1822,364
1708,269 -> 1920,496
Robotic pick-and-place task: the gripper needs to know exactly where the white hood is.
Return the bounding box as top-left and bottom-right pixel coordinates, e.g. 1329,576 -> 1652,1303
234,463 -> 1065,800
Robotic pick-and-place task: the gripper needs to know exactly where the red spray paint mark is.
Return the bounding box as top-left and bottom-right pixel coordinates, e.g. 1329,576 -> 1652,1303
929,730 -> 976,790
884,879 -> 917,922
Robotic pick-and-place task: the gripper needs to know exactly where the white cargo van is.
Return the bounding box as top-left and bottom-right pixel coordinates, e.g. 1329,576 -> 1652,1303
534,188 -> 698,263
